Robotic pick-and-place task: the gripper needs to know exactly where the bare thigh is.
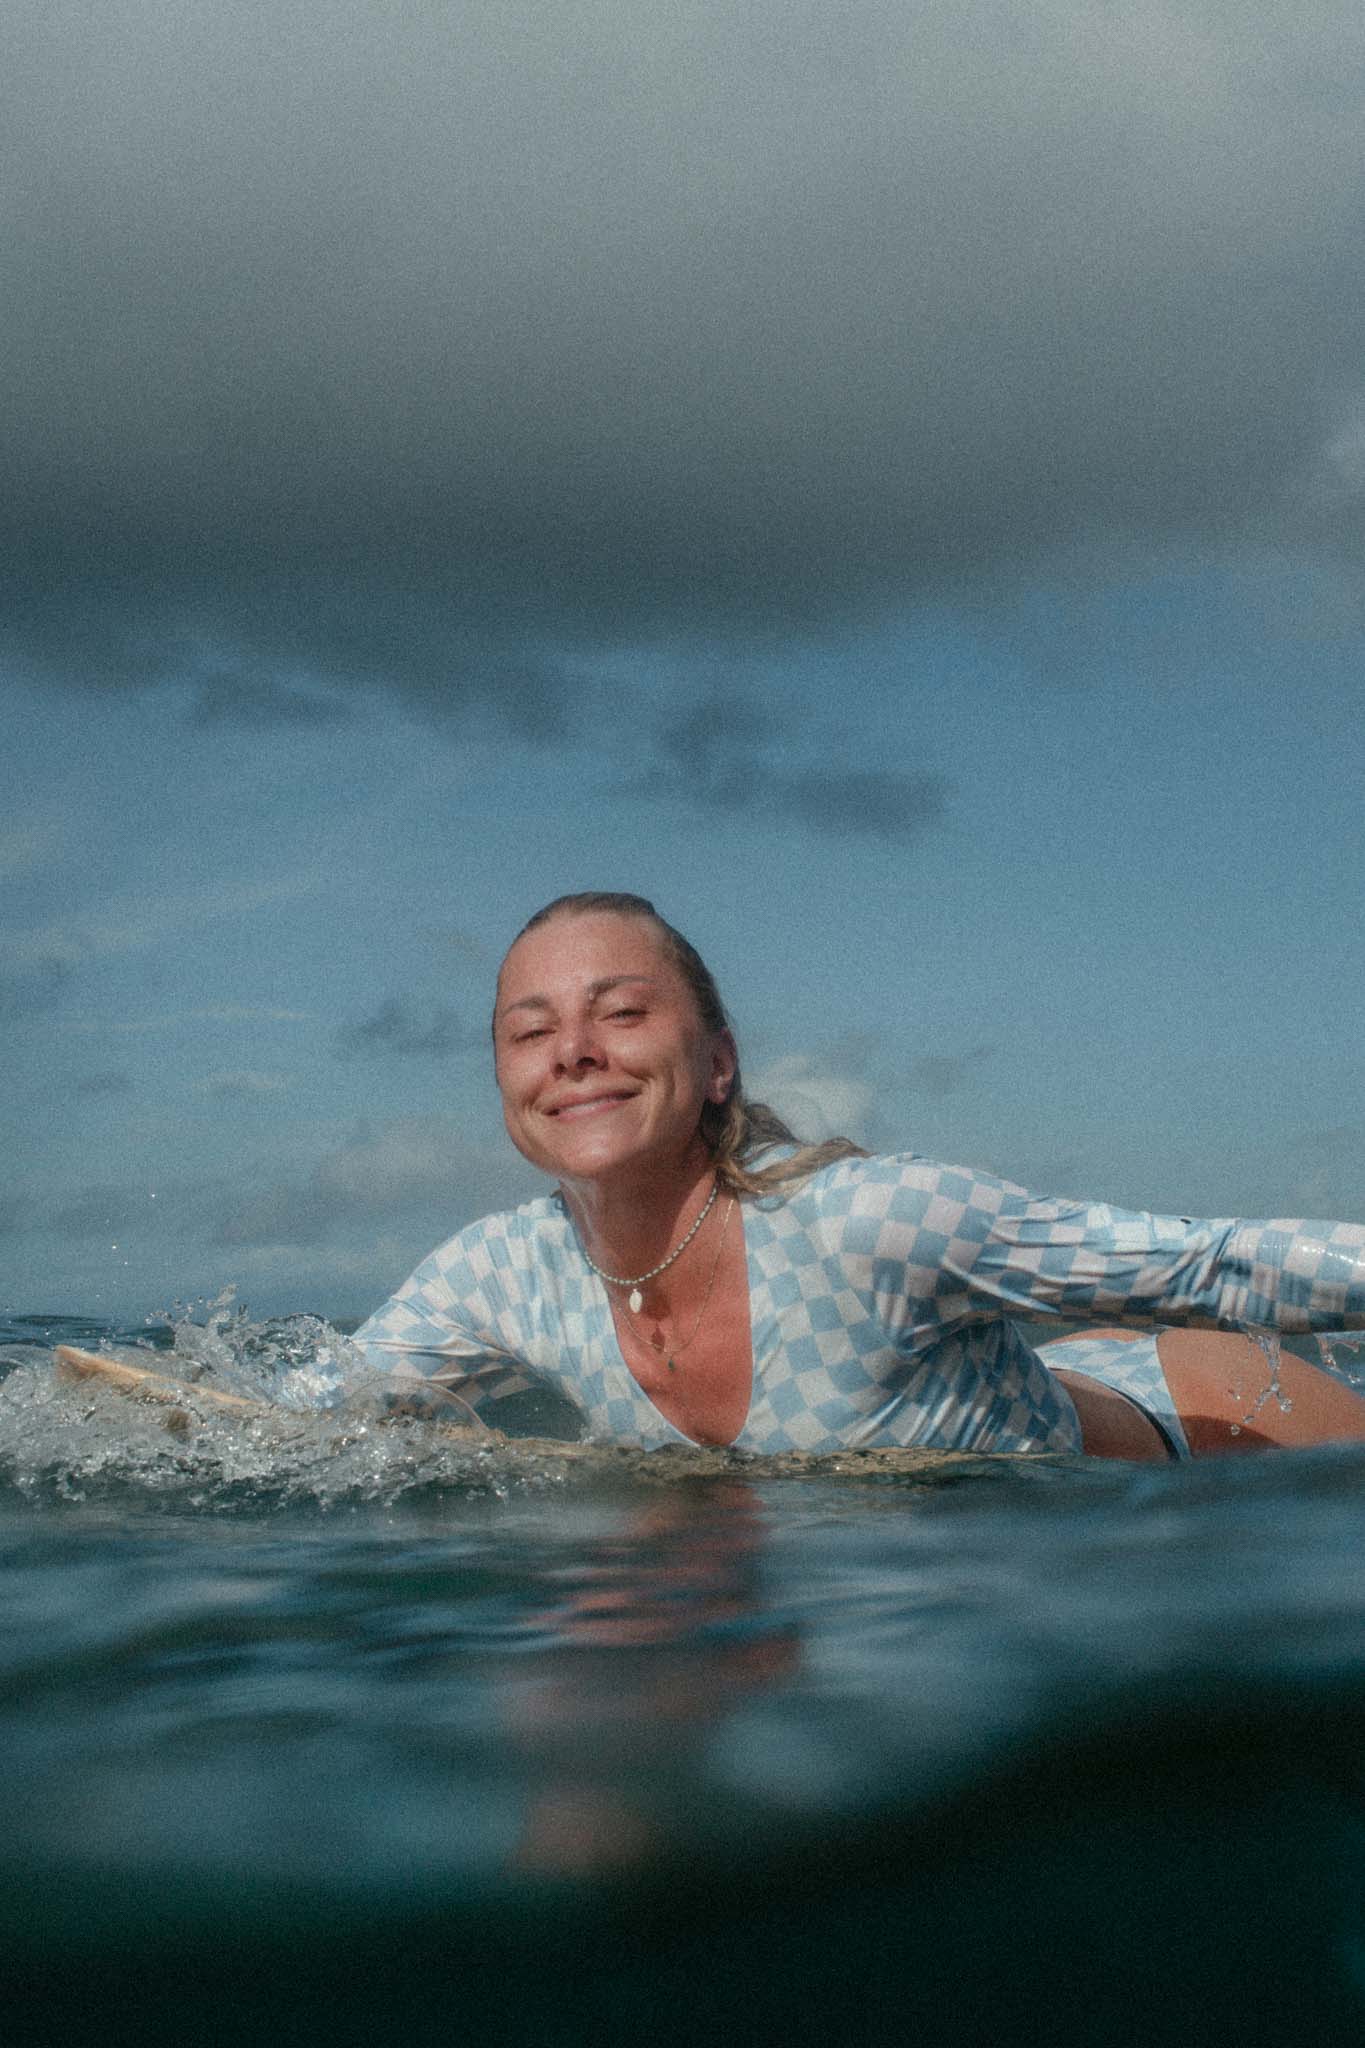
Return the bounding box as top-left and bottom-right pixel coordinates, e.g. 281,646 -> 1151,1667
1051,1368 -> 1171,1461
1156,1330 -> 1365,1454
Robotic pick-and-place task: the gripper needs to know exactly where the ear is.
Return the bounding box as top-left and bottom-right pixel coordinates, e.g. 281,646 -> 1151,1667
708,1029 -> 738,1103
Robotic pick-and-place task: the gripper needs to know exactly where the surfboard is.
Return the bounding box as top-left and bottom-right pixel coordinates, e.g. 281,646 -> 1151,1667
55,1338 -> 545,1435
48,1345 -> 1056,1476
60,1333 -> 1365,1468
54,1344 -> 265,1415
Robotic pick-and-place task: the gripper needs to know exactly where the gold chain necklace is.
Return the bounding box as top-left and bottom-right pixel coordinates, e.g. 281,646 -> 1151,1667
622,1197 -> 735,1373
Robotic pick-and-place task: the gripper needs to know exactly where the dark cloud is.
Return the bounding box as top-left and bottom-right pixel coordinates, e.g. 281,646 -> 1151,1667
74,1071 -> 135,1097
643,696 -> 948,841
905,1047 -> 994,1097
335,998 -> 470,1060
652,698 -> 768,810
48,1192 -> 127,1238
0,959 -> 72,1023
5,1 -> 1363,693
200,1071 -> 287,1100
420,925 -> 489,963
774,769 -> 947,844
190,675 -> 356,727
469,660 -> 573,745
6,579 -> 584,743
48,1184 -> 198,1239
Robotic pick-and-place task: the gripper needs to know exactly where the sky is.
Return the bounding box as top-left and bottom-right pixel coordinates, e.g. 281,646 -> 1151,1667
3,0 -> 1363,1322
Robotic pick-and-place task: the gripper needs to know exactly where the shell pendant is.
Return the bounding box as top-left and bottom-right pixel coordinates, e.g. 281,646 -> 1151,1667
628,1287 -> 644,1314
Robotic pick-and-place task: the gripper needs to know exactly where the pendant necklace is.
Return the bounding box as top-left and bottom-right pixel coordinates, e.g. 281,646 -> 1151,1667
627,1196 -> 735,1372
578,1178 -> 719,1315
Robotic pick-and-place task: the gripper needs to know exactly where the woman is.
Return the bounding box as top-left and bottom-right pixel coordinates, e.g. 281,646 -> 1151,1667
354,893 -> 1365,1461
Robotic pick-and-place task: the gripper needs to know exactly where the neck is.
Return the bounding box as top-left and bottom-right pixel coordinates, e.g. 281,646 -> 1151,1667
559,1141 -> 718,1279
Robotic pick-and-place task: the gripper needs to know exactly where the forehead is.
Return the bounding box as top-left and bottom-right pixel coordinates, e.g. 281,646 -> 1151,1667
496,912 -> 681,1007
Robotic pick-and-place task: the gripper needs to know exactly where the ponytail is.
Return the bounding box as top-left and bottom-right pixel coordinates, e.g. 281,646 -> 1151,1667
702,1088 -> 867,1196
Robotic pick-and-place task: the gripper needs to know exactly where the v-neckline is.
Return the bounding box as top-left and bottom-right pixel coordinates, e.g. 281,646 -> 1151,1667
598,1198 -> 757,1448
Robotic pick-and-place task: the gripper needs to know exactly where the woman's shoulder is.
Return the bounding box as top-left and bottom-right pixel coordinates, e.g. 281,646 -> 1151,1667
751,1149 -> 1025,1203
403,1190 -> 577,1295
747,1152 -> 1034,1242
417,1187 -> 564,1261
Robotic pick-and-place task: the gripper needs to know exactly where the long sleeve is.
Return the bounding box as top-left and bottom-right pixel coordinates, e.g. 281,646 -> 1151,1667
982,1196 -> 1365,1327
974,1204 -> 1365,1332
350,1243 -> 542,1418
349,1160 -> 1365,1456
827,1160 -> 1365,1342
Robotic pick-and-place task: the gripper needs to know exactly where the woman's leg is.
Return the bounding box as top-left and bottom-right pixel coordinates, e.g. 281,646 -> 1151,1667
1050,1367 -> 1173,1461
1155,1330 -> 1365,1453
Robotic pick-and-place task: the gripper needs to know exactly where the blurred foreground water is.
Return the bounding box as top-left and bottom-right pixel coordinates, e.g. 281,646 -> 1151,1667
2,1307 -> 1365,2045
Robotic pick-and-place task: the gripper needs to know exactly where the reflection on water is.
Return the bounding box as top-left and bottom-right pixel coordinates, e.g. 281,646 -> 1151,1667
503,1483 -> 799,1874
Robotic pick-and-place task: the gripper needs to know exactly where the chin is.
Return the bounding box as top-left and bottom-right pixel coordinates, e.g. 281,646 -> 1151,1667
550,1140 -> 644,1181
506,1123 -> 636,1182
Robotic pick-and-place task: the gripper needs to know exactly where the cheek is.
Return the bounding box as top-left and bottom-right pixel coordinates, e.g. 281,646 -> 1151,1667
493,1055 -> 528,1120
499,1089 -> 548,1165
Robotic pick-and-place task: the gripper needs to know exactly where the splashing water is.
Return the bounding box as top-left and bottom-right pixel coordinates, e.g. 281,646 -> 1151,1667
1317,1331 -> 1365,1386
0,1301 -> 1098,1515
155,1287 -> 359,1410
0,1299 -> 586,1513
1227,1329 -> 1294,1436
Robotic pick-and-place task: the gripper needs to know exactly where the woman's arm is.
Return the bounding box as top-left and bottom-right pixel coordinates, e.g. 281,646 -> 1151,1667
970,1192 -> 1365,1333
834,1157 -> 1365,1337
351,1249 -> 543,1419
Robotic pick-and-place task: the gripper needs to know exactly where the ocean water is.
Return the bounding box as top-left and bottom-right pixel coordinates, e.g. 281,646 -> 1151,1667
3,1307 -> 1365,2045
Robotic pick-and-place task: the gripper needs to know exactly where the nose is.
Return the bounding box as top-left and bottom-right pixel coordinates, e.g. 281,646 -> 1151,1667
553,1015 -> 606,1074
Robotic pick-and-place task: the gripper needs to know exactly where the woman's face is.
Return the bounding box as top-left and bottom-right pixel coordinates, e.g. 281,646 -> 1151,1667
493,912 -> 735,1187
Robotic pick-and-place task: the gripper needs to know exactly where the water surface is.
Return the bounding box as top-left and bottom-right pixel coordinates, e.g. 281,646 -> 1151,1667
3,1310 -> 1364,2044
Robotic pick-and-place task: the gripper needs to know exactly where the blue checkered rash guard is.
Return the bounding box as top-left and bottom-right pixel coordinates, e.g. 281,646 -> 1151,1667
350,1154 -> 1365,1456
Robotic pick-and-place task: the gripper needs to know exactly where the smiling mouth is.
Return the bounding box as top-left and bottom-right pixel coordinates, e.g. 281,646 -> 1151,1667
548,1092 -> 635,1120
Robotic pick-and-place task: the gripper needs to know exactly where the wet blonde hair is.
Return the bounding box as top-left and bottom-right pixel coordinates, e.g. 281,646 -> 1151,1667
507,892 -> 868,1197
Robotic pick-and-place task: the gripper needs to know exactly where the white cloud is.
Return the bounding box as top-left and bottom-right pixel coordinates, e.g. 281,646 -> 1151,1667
216,1118 -> 536,1249
748,1054 -> 875,1144
1,873 -> 322,972
61,1005 -> 314,1034
1305,404 -> 1365,508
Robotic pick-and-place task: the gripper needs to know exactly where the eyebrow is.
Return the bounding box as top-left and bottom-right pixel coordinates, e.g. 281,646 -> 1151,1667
499,975 -> 658,1020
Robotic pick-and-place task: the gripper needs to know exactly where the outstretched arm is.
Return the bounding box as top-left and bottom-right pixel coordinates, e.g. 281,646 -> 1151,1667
837,1158 -> 1365,1338
972,1196 -> 1365,1333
